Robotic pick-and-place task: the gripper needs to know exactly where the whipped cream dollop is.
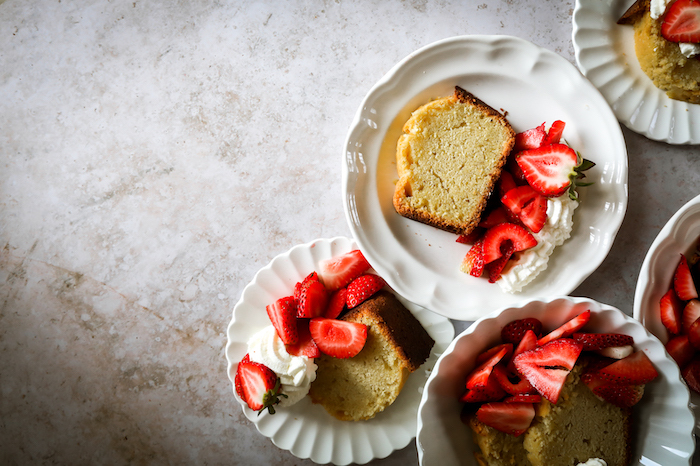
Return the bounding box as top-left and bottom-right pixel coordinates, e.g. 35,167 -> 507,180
247,325 -> 317,407
576,459 -> 607,466
650,0 -> 699,58
497,194 -> 578,294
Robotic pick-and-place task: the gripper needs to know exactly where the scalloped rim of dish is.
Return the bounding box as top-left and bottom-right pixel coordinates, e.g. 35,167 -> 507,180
224,236 -> 455,465
416,296 -> 695,466
572,0 -> 700,144
342,34 -> 628,321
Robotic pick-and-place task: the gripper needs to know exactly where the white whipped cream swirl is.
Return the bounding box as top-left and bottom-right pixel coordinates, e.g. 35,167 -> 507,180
577,459 -> 607,466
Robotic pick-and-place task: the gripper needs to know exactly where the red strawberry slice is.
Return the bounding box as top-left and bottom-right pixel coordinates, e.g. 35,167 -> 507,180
297,280 -> 329,318
588,380 -> 644,408
572,333 -> 634,351
688,319 -> 700,350
594,351 -> 659,385
498,170 -> 519,199
345,274 -> 386,309
466,346 -> 510,390
309,317 -> 367,358
666,334 -> 695,368
476,343 -> 514,365
515,144 -> 580,198
285,319 -> 321,358
513,339 -> 583,404
478,206 -> 512,229
660,288 -> 684,335
456,227 -> 484,244
460,238 -> 486,277
266,296 -> 298,345
323,288 -> 347,319
235,356 -> 286,414
294,272 -> 320,302
482,223 -> 537,264
501,186 -> 547,233
460,372 -> 507,403
486,241 -> 515,283
514,123 -> 547,151
682,357 -> 700,393
508,329 -> 539,373
492,365 -> 536,395
503,394 -> 542,404
661,0 -> 700,43
674,254 -> 699,301
537,310 -> 591,346
476,402 -> 536,437
501,318 -> 543,345
543,120 -> 566,145
319,250 -> 371,291
682,299 -> 700,333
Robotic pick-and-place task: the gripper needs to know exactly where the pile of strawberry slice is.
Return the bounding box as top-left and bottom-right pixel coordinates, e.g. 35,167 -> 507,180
658,240 -> 700,393
458,120 -> 594,283
235,249 -> 388,414
660,0 -> 700,44
460,311 -> 659,436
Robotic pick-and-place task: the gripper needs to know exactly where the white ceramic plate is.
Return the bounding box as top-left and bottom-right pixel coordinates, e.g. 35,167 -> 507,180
573,0 -> 700,144
417,296 -> 695,466
342,35 -> 628,321
634,194 -> 700,433
225,236 -> 454,465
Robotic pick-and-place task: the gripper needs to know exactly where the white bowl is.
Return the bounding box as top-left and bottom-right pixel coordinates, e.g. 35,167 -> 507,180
417,296 -> 695,466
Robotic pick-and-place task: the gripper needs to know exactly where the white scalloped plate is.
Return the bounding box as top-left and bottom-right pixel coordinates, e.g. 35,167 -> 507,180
225,237 -> 454,465
634,194 -> 700,434
342,35 -> 628,321
417,297 -> 695,466
573,0 -> 700,144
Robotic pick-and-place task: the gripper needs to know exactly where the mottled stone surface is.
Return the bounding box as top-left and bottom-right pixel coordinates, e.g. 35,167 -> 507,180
0,0 -> 698,465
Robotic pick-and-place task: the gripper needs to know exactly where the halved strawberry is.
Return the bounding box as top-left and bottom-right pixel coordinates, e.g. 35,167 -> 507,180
285,319 -> 321,358
666,334 -> 695,368
476,402 -> 535,436
460,372 -> 507,403
294,272 -> 320,302
309,317 -> 367,359
537,310 -> 591,346
682,299 -> 700,333
543,120 -> 566,145
501,318 -> 543,345
324,288 -> 347,319
461,238 -> 485,277
266,296 -> 298,345
660,288 -> 683,335
235,356 -> 286,414
466,346 -> 510,390
503,394 -> 542,404
345,274 -> 386,309
660,0 -> 700,43
513,339 -> 583,404
492,365 -> 536,395
593,351 -> 659,385
319,250 -> 371,291
682,357 -> 700,393
572,333 -> 634,351
476,343 -> 514,365
674,254 -> 699,301
514,123 -> 547,151
486,241 -> 515,283
501,186 -> 547,233
482,223 -> 537,264
297,280 -> 329,318
515,144 -> 594,200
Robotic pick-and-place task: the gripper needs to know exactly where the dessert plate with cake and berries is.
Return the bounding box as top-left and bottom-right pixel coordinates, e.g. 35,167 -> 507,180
573,0 -> 700,144
343,35 -> 627,320
225,236 -> 454,465
417,296 -> 695,466
634,194 -> 700,431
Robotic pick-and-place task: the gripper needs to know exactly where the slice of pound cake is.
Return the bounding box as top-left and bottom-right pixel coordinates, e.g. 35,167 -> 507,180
308,291 -> 434,421
393,86 -> 515,235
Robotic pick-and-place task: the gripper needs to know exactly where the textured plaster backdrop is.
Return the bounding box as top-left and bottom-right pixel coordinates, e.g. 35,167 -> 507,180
0,0 -> 698,465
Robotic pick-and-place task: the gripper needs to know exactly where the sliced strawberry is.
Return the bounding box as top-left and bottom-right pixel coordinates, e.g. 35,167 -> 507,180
660,0 -> 700,43
660,288 -> 684,335
266,296 -> 298,345
503,394 -> 542,404
589,381 -> 644,408
466,346 -> 510,390
486,241 -> 515,283
688,319 -> 700,350
682,299 -> 700,333
456,228 -> 484,244
513,339 -> 583,404
501,186 -> 547,233
309,317 -> 367,359
460,238 -> 485,277
482,223 -> 537,264
594,351 -> 659,385
460,372 -> 507,403
666,334 -> 695,368
235,357 -> 286,414
324,288 -> 347,319
294,272 -> 320,302
508,329 -> 539,373
537,310 -> 591,346
476,402 -> 535,437
501,318 -> 543,345
345,274 -> 386,309
572,333 -> 634,351
674,254 -> 699,301
297,280 -> 329,318
492,365 -> 536,395
582,354 -> 615,374
514,123 -> 547,151
543,120 -> 566,146
478,206 -> 512,229
476,343 -> 514,365
285,319 -> 321,358
516,143 -> 593,199
498,170 -> 519,199
319,250 -> 371,291
682,357 -> 700,393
